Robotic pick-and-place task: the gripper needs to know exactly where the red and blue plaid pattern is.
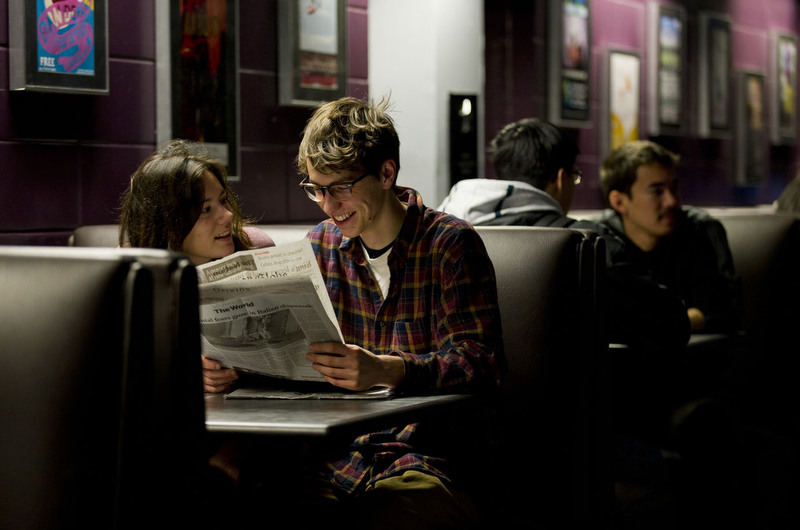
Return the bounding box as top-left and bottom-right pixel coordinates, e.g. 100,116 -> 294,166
309,187 -> 504,494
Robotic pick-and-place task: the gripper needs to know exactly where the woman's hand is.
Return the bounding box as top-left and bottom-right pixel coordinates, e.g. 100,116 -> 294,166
202,356 -> 238,393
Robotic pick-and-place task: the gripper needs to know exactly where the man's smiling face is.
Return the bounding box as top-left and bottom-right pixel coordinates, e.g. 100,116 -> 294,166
305,163 -> 389,242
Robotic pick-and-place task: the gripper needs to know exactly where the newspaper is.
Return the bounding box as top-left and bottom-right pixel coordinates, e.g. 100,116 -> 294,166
223,379 -> 393,400
196,239 -> 343,383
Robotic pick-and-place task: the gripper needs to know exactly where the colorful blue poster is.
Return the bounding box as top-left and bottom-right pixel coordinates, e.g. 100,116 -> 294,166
36,0 -> 96,76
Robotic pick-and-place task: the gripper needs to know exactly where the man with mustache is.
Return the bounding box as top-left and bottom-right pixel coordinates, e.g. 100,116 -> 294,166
599,140 -> 741,333
437,118 -> 691,352
599,141 -> 746,526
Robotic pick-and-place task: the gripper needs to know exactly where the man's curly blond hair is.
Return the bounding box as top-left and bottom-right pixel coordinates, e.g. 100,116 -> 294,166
296,96 -> 400,178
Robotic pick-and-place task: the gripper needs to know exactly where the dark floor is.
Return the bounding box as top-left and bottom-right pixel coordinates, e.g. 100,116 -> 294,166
613,408 -> 800,530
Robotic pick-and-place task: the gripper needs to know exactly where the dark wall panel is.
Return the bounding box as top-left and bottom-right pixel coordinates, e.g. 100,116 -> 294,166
80,144 -> 156,226
79,59 -> 156,144
0,143 -> 81,230
8,0 -> 795,243
108,1 -> 155,59
484,0 -> 800,210
1,0 -> 366,244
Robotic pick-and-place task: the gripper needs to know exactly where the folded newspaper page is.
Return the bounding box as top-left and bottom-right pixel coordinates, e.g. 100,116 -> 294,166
224,379 -> 393,400
196,239 -> 343,383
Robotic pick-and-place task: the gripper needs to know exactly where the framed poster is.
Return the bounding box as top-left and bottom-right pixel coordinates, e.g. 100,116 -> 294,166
547,0 -> 591,127
278,0 -> 348,107
8,0 -> 109,94
601,49 -> 640,162
697,12 -> 731,139
770,32 -> 798,145
158,0 -> 239,178
736,71 -> 768,185
647,2 -> 685,136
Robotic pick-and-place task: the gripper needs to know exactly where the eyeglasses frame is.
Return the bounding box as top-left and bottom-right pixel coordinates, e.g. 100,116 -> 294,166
299,172 -> 373,202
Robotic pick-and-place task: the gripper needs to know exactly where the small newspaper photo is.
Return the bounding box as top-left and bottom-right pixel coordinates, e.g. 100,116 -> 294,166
196,239 -> 343,384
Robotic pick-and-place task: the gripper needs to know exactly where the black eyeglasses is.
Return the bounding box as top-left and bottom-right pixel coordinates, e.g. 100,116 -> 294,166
572,169 -> 583,186
299,173 -> 372,202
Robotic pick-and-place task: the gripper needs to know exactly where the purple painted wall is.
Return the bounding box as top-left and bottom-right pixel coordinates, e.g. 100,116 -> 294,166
0,0 -> 368,245
485,0 -> 800,210
2,1 -> 799,244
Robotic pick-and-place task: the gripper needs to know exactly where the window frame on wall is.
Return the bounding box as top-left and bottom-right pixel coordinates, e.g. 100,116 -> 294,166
736,70 -> 768,186
278,0 -> 348,107
769,31 -> 798,145
697,11 -> 732,139
647,1 -> 686,137
600,48 -> 641,162
155,0 -> 240,180
547,0 -> 592,128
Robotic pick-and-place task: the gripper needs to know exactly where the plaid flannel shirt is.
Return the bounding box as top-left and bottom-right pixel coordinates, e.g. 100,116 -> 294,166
308,187 -> 504,495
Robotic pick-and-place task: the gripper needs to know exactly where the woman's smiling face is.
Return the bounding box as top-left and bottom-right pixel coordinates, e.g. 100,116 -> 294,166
181,170 -> 235,265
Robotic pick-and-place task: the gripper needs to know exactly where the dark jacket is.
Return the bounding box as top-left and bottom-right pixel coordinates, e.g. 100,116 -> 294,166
438,179 -> 691,351
598,206 -> 743,334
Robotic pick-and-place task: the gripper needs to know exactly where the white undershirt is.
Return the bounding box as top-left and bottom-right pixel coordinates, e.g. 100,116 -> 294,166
362,241 -> 392,299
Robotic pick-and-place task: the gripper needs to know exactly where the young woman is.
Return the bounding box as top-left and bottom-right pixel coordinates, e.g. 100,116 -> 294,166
119,139 -> 274,392
119,139 -> 273,262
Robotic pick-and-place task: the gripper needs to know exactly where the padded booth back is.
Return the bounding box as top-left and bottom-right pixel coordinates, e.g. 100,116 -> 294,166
712,213 -> 800,335
711,213 -> 800,424
0,247 -> 205,529
68,224 -> 121,247
474,226 -> 613,529
255,224 -> 315,245
0,247 -> 139,529
112,249 -> 207,528
70,224 -> 315,248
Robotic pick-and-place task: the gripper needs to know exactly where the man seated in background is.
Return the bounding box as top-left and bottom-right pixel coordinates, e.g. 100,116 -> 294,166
438,118 -> 690,353
598,140 -> 742,334
438,117 -> 587,228
599,140 -> 747,527
438,118 -> 705,521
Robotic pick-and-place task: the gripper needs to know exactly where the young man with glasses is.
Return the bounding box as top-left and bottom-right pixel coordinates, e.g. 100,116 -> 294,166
438,117 -> 586,228
438,118 -> 690,350
293,96 -> 504,528
437,121 -> 702,506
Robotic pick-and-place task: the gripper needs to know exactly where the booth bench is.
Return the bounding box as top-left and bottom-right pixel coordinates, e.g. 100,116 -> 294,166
66,222 -> 616,528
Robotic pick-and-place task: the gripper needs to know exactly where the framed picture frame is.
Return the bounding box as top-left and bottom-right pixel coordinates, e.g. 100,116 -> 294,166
155,0 -> 240,178
647,1 -> 686,136
601,49 -> 641,162
547,0 -> 592,128
8,0 -> 109,94
697,11 -> 731,139
278,0 -> 348,107
769,32 -> 798,145
736,71 -> 768,185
